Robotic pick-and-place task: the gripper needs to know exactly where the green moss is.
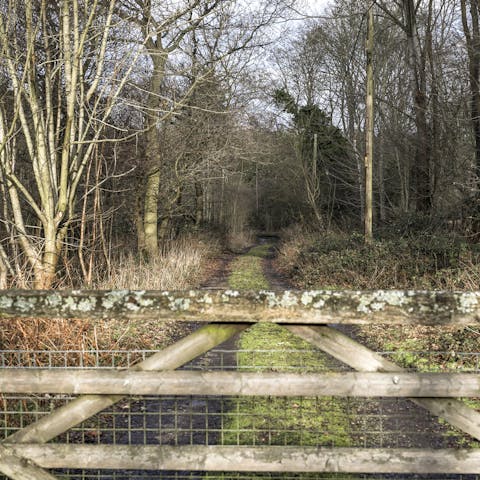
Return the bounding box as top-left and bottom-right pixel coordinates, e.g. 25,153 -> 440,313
228,244 -> 273,290
223,323 -> 352,449
237,323 -> 333,372
228,256 -> 270,290
247,244 -> 274,258
214,245 -> 354,479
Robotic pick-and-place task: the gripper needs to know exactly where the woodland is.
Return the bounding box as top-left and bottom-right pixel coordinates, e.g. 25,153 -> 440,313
1,0 -> 480,292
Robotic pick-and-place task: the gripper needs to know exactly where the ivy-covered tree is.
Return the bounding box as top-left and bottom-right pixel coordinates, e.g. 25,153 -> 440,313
274,88 -> 357,227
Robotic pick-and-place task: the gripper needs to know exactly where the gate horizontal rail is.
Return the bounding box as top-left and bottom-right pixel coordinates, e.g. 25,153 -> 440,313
0,445 -> 479,474
1,288 -> 480,325
1,370 -> 480,397
0,289 -> 479,479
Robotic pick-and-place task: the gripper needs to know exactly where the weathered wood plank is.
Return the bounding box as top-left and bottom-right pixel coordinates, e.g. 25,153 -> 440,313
1,370 -> 480,397
1,289 -> 480,325
5,323 -> 248,444
3,445 -> 480,473
0,444 -> 58,480
287,325 -> 480,440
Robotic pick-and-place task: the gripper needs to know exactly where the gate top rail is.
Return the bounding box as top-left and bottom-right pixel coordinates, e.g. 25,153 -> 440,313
0,289 -> 479,325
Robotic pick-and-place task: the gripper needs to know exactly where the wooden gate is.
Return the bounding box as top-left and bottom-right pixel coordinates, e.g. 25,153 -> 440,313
0,288 -> 479,479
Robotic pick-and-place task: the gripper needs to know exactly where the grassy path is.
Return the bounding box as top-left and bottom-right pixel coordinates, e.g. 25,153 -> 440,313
204,241 -> 478,480
209,243 -> 353,479
228,244 -> 271,290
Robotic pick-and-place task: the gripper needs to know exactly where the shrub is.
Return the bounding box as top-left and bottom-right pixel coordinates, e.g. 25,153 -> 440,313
277,227 -> 480,290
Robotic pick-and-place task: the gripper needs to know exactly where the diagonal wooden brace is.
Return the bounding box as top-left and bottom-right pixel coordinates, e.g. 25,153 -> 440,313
5,323 -> 247,444
286,325 -> 480,441
0,444 -> 58,480
0,323 -> 247,480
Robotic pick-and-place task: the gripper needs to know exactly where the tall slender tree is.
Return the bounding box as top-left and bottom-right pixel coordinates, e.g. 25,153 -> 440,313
461,0 -> 480,190
0,0 -> 135,287
364,1 -> 374,241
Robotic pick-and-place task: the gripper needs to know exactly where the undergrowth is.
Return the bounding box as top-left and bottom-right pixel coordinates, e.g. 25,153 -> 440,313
276,226 -> 480,356
278,227 -> 480,290
0,235 -> 220,355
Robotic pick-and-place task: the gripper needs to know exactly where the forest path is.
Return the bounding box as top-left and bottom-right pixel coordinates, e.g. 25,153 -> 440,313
200,234 -> 285,290
199,252 -> 236,289
208,236 -> 461,453
125,236 -> 469,480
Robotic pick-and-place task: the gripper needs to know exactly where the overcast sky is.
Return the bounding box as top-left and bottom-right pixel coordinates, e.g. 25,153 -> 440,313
302,0 -> 332,16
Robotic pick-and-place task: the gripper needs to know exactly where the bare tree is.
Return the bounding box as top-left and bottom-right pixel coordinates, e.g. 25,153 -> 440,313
0,0 -> 137,287
461,0 -> 480,192
121,0 -> 298,255
364,1 -> 374,241
375,0 -> 438,213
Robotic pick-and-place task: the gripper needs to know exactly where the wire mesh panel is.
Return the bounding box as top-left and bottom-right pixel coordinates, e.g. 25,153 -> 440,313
0,335 -> 479,479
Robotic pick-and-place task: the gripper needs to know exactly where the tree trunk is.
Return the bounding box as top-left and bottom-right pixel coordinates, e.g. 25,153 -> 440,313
466,0 -> 480,178
0,245 -> 9,289
194,181 -> 204,227
158,216 -> 171,245
378,142 -> 386,223
34,223 -> 63,289
404,0 -> 432,213
143,166 -> 161,258
413,90 -> 432,212
142,44 -> 167,258
461,0 -> 480,227
364,2 -> 374,241
346,86 -> 364,223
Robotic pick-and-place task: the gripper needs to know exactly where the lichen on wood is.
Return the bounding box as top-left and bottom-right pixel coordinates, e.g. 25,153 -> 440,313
0,289 -> 479,325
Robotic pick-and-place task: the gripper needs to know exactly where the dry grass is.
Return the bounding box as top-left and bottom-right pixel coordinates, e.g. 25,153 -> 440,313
95,235 -> 218,290
1,235 -> 220,355
275,224 -> 318,274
